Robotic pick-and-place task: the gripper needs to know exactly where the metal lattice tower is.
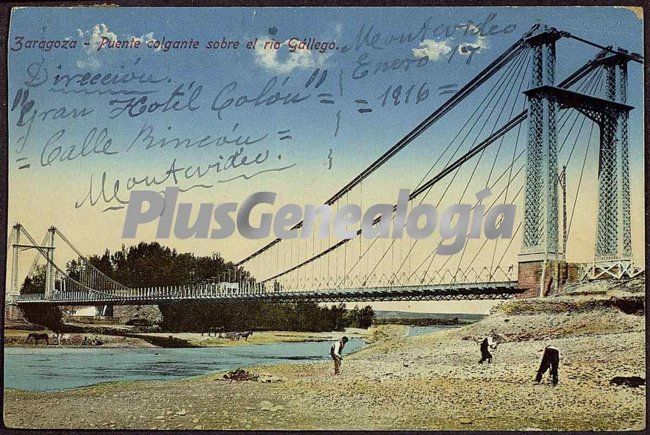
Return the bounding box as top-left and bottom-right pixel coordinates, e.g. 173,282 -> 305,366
521,27 -> 562,261
45,227 -> 56,299
619,61 -> 632,259
594,53 -> 633,262
519,29 -> 639,292
595,64 -> 619,259
10,224 -> 21,298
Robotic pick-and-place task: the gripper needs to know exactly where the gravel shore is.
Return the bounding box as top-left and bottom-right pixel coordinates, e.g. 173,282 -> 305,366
4,290 -> 645,430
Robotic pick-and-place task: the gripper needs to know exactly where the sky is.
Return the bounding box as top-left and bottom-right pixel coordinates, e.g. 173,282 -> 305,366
6,6 -> 644,313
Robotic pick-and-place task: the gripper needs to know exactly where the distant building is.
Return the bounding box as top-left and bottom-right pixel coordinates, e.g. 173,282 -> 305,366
62,306 -> 112,317
79,306 -> 102,316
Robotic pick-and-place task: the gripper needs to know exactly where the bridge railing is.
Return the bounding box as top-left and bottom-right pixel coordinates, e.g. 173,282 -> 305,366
269,266 -> 516,292
15,264 -> 517,303
15,293 -> 45,301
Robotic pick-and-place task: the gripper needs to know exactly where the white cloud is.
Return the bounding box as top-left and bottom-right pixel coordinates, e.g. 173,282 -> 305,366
75,23 -> 118,70
254,38 -> 329,74
458,24 -> 488,56
132,32 -> 160,51
412,39 -> 453,60
76,57 -> 101,71
77,23 -> 117,54
413,24 -> 489,62
74,24 -> 159,70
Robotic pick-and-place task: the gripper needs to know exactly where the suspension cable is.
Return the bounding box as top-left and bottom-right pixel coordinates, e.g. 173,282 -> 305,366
258,49 -> 621,284
236,26 -> 542,267
362,47 -> 527,280
54,228 -> 131,290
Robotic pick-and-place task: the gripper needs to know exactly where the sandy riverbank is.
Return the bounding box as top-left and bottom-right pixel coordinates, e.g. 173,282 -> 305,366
3,327 -> 373,349
3,280 -> 645,430
136,328 -> 373,347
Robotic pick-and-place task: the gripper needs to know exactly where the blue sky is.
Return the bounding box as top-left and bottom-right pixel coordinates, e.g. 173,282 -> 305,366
9,7 -> 643,170
7,7 -> 645,312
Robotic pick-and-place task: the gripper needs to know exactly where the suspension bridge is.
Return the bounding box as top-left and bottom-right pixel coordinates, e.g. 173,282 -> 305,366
7,24 -> 644,308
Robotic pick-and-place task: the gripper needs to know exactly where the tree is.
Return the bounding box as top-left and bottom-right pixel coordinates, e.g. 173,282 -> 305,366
329,303 -> 347,331
20,264 -> 46,295
356,305 -> 375,328
344,305 -> 375,329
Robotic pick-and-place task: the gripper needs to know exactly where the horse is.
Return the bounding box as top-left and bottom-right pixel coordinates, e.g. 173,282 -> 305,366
26,333 -> 49,345
238,331 -> 253,341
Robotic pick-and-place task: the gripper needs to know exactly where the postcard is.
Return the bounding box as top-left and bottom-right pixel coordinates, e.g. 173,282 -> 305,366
2,5 -> 645,431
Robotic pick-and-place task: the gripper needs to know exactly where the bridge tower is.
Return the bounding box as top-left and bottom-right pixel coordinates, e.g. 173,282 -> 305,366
9,223 -> 22,298
518,26 -> 564,298
588,51 -> 635,279
45,226 -> 56,299
519,29 -> 636,297
6,224 -> 24,321
8,223 -> 57,300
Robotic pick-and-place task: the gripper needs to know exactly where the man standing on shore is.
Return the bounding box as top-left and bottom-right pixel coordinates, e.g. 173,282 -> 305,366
479,335 -> 498,364
535,345 -> 561,385
330,336 -> 348,375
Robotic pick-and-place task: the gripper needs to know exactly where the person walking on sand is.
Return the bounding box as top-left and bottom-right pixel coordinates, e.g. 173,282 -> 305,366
535,345 -> 561,385
330,336 -> 348,375
479,335 -> 498,364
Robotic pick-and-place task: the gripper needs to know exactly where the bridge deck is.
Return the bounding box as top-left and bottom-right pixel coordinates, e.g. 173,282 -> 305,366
14,282 -> 522,305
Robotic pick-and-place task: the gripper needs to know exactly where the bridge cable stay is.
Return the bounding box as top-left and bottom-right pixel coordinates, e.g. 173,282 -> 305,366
265,43 -> 623,290
260,46 -> 534,286
373,49 -> 613,285
413,139 -> 528,283
552,61 -> 610,248
26,232 -> 49,278
240,34 -> 616,273
256,39 -> 532,283
286,42 -> 600,290
256,39 -> 521,284
411,47 -> 533,281
236,25 -> 542,267
484,62 -> 605,275
487,61 -> 532,274
250,41 -> 617,288
357,47 -> 533,287
412,144 -> 525,281
566,123 -> 596,240
16,225 -> 117,298
418,59 -> 607,282
462,66 -> 606,278
53,228 -> 131,292
259,48 -> 610,287
563,32 -> 643,64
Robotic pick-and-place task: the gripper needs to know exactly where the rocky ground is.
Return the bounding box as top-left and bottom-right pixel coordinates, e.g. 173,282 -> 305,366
3,280 -> 646,430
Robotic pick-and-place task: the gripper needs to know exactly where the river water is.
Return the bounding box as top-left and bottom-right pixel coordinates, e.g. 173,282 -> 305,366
4,339 -> 366,392
5,326 -> 455,392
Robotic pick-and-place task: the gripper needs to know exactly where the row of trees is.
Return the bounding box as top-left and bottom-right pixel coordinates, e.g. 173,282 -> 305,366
21,242 -> 250,294
67,242 -> 252,288
159,301 -> 374,332
21,242 -> 375,332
